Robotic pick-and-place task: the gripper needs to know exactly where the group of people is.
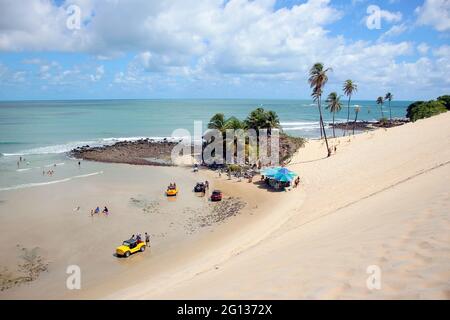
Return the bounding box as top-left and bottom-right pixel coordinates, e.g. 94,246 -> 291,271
17,156 -> 28,168
168,182 -> 177,189
131,232 -> 150,246
43,169 -> 55,176
91,206 -> 109,216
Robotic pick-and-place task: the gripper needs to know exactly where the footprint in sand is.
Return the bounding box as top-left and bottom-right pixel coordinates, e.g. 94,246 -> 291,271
417,241 -> 433,250
413,252 -> 433,265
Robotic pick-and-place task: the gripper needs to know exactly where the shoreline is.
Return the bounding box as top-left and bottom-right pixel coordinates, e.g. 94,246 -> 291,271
0,112 -> 448,299
0,161 -> 281,298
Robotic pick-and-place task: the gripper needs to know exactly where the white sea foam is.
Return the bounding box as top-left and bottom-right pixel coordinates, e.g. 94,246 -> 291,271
283,126 -> 319,132
281,121 -> 321,131
0,171 -> 103,192
281,121 -> 320,126
2,136 -> 190,157
44,162 -> 65,167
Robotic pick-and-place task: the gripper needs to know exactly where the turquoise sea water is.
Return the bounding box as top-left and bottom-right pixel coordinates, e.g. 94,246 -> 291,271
0,99 -> 411,189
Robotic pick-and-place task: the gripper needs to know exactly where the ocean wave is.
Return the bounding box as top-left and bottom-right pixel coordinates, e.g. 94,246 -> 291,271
281,121 -> 321,131
283,126 -> 319,132
0,141 -> 29,145
0,171 -> 103,192
281,121 -> 320,126
44,162 -> 65,167
2,136 -> 189,156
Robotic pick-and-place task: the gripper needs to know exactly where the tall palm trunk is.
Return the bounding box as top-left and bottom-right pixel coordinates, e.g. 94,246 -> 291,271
317,96 -> 330,157
389,101 -> 392,121
344,95 -> 351,136
380,103 -> 384,119
353,111 -> 359,135
332,111 -> 336,138
319,112 -> 323,139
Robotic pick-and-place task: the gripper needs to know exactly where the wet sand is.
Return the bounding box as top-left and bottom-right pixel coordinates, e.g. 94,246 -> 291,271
0,163 -> 260,298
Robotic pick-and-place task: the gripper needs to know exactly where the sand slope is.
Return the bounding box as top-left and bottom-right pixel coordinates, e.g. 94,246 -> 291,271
129,112 -> 450,299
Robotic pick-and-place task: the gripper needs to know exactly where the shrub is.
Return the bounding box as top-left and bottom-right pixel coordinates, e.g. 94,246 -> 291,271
406,100 -> 447,122
379,117 -> 389,125
227,164 -> 242,172
437,95 -> 450,110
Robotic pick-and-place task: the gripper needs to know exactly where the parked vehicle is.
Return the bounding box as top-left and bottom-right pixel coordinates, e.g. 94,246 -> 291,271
116,238 -> 146,258
210,190 -> 223,202
194,182 -> 206,193
166,185 -> 178,196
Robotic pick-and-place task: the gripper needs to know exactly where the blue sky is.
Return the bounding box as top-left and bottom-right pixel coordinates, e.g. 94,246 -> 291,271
0,0 -> 449,100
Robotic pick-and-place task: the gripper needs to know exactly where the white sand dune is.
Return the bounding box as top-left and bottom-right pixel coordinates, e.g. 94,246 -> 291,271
1,112 -> 448,300
111,112 -> 450,299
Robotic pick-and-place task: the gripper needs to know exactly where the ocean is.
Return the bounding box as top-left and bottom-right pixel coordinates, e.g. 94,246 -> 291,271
0,99 -> 411,190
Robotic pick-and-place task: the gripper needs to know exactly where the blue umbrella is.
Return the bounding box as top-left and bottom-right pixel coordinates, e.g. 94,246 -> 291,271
261,167 -> 282,177
273,168 -> 297,182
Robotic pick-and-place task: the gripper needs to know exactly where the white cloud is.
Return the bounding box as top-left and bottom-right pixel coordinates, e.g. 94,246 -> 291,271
379,9 -> 403,24
0,0 -> 448,98
379,23 -> 408,41
90,65 -> 104,82
417,43 -> 430,55
416,0 -> 450,32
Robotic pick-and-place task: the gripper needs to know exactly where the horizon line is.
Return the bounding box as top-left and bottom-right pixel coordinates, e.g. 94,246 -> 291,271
0,97 -> 417,103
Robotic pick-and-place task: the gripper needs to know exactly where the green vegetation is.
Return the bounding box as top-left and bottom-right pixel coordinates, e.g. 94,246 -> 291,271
437,95 -> 450,110
309,63 -> 332,157
376,96 -> 384,119
207,108 -> 305,165
325,92 -> 342,138
406,98 -> 448,122
343,79 -> 358,137
385,92 -> 393,120
379,117 -> 389,126
208,107 -> 280,133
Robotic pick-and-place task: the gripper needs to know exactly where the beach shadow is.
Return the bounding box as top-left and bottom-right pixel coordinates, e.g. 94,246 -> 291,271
253,180 -> 286,193
289,156 -> 329,165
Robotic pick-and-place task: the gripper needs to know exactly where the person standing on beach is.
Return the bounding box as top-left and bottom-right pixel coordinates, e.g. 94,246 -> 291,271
78,161 -> 81,168
145,232 -> 150,246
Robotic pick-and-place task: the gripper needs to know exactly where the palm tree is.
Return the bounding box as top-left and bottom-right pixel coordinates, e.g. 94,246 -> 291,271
244,107 -> 267,130
385,92 -> 393,121
208,113 -> 227,132
376,96 -> 384,119
309,63 -> 332,157
325,92 -> 342,138
264,110 -> 281,136
353,105 -> 361,135
224,116 -> 244,130
207,113 -> 229,163
343,80 -> 357,136
244,107 -> 280,134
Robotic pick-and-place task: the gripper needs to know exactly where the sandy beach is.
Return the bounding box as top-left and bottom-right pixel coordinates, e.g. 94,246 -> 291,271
0,112 -> 449,299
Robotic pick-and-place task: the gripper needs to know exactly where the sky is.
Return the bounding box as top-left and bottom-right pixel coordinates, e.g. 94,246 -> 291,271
0,0 -> 449,101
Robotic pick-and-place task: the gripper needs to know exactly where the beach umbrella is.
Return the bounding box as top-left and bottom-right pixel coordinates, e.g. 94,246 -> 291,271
261,167 -> 282,177
273,168 -> 297,182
